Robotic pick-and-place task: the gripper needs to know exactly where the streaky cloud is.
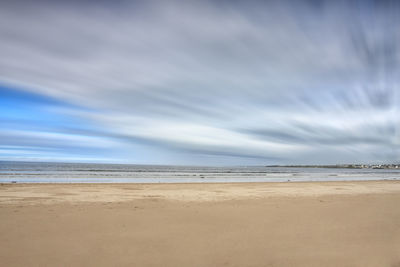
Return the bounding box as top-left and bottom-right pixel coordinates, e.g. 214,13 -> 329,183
0,0 -> 399,164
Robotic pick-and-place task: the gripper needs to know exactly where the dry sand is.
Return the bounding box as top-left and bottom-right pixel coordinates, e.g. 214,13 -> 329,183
1,181 -> 400,266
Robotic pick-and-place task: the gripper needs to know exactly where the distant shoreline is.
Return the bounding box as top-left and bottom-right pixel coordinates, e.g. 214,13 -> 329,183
266,164 -> 400,169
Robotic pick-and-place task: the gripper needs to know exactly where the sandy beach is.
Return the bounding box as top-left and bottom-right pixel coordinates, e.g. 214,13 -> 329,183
1,181 -> 400,266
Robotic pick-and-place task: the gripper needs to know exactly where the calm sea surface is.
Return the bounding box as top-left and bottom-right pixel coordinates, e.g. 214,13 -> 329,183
1,161 -> 399,183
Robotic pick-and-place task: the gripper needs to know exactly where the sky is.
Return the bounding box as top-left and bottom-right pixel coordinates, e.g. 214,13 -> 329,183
0,0 -> 399,165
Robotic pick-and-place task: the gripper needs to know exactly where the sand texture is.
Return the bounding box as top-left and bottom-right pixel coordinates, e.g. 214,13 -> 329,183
1,181 -> 400,266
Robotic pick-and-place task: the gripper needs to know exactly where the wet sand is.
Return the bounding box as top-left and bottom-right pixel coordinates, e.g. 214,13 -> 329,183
1,181 -> 400,266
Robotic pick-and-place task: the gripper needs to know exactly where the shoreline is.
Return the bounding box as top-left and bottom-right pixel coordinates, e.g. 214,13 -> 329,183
2,179 -> 400,187
1,180 -> 400,204
1,176 -> 399,184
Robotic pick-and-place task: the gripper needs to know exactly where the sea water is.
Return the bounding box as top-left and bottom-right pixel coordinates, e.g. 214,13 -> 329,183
0,161 -> 399,183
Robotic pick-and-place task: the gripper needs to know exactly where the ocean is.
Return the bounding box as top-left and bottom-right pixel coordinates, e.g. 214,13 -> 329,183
1,161 -> 399,183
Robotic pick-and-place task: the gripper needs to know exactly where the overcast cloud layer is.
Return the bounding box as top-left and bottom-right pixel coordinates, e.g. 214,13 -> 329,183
0,0 -> 399,165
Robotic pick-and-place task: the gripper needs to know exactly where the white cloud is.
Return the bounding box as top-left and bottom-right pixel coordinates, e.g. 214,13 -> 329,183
0,0 -> 399,164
